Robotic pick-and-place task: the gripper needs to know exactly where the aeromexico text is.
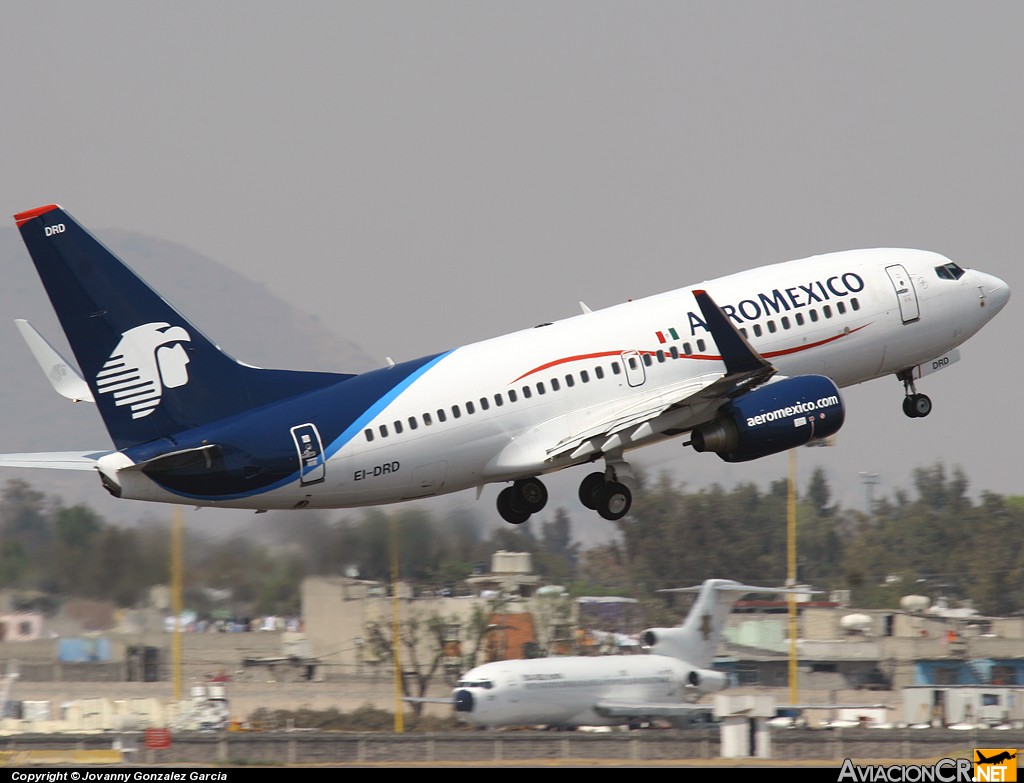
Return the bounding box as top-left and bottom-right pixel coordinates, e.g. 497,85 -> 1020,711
686,272 -> 865,335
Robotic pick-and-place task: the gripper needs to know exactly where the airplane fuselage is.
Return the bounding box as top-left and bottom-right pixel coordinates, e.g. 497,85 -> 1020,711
96,247 -> 1006,512
452,654 -> 726,729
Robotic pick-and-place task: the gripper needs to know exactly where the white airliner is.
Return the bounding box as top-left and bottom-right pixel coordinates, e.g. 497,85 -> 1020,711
0,204 -> 1010,524
442,579 -> 800,729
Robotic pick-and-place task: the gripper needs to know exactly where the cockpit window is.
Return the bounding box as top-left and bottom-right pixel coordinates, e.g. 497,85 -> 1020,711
456,679 -> 493,689
935,262 -> 966,280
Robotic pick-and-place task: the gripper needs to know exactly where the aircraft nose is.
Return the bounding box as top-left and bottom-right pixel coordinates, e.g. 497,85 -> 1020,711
979,271 -> 1011,316
454,689 -> 475,713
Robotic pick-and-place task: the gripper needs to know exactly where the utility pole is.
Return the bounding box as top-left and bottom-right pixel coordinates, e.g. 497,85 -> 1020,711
390,515 -> 404,733
787,448 -> 798,705
172,508 -> 183,702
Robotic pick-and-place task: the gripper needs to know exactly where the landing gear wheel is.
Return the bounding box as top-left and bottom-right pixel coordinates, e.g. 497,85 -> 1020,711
595,481 -> 632,521
911,393 -> 932,418
578,472 -> 605,510
512,478 -> 548,514
497,487 -> 531,525
903,393 -> 932,418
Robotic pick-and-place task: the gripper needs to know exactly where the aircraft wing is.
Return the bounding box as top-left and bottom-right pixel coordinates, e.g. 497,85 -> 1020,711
0,451 -> 109,470
594,699 -> 713,718
546,289 -> 776,462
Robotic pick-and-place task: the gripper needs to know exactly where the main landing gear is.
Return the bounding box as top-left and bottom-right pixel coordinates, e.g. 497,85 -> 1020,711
496,464 -> 634,525
897,369 -> 932,419
496,478 -> 549,525
578,471 -> 633,521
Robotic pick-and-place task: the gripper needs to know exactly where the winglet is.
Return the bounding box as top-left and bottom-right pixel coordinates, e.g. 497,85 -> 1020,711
14,204 -> 61,228
692,289 -> 772,375
14,319 -> 95,403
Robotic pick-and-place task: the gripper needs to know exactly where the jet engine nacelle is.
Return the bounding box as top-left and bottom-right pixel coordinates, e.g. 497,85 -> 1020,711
685,667 -> 730,694
688,375 -> 845,462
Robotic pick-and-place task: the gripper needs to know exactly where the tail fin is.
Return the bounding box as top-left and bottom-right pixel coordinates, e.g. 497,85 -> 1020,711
642,578 -> 812,668
14,205 -> 349,450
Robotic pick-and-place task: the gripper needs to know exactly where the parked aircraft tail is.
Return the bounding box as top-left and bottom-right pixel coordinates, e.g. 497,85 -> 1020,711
14,205 -> 351,450
643,578 -> 811,669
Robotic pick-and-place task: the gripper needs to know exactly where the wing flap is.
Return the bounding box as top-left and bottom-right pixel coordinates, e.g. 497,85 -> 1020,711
547,374 -> 723,461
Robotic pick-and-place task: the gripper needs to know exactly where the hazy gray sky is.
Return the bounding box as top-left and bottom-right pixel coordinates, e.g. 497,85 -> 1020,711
1,2 -> 1021,533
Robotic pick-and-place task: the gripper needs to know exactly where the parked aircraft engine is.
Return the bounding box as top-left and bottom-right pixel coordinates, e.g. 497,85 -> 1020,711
683,667 -> 729,693
688,375 -> 845,462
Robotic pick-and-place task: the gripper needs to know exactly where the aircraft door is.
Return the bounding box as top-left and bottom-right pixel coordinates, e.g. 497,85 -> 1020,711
621,350 -> 647,387
291,423 -> 326,486
886,264 -> 920,323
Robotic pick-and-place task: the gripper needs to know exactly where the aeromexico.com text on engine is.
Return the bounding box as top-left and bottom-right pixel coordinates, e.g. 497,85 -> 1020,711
746,396 -> 841,428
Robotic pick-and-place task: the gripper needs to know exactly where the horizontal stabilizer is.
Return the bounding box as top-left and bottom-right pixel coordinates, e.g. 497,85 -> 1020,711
14,319 -> 94,403
659,581 -> 820,596
0,451 -> 109,470
122,444 -> 222,474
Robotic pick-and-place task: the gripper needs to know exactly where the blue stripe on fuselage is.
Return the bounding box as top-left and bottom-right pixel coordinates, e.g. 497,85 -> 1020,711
126,350 -> 454,502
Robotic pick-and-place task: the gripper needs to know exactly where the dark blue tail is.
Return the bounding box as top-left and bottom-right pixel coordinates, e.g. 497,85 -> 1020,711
14,205 -> 351,450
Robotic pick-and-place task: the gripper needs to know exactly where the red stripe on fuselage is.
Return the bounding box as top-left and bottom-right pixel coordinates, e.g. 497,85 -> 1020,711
510,323 -> 871,382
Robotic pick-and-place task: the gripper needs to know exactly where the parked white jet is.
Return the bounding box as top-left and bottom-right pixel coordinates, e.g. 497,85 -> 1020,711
1,205 -> 1010,523
446,579 -> 800,729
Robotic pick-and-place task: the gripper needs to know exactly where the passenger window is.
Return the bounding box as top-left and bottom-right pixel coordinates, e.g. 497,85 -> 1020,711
423,413 -> 433,426
522,386 -> 532,399
767,320 -> 777,333
580,370 -> 590,383
536,382 -> 546,395
479,397 -> 489,411
437,409 -> 447,423
753,324 -> 763,337
494,393 -> 504,406
394,420 -> 404,434
796,312 -> 805,326
851,298 -> 860,311
509,389 -> 518,402
565,374 -> 575,387
697,339 -> 706,352
364,429 -> 374,442
669,347 -> 679,359
551,378 -> 560,391
781,316 -> 790,329
595,366 -> 605,379
837,301 -> 846,315
823,305 -> 832,318
683,342 -> 693,354
466,401 -> 476,414
611,363 -> 621,375
379,424 -> 389,437
642,354 -> 652,367
452,405 -> 462,419
809,309 -> 819,322
408,416 -> 418,430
